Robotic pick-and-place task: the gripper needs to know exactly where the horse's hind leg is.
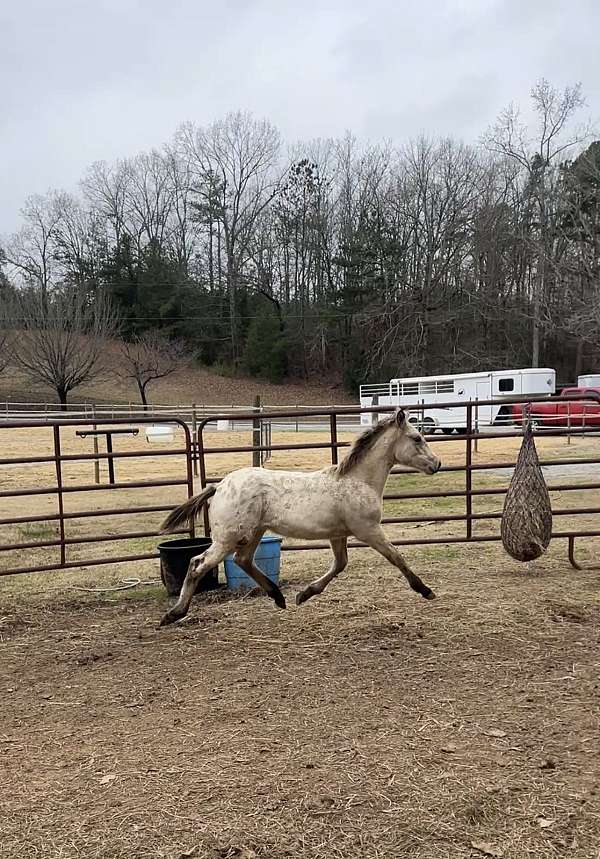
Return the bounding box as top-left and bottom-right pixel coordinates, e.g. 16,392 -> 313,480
353,525 -> 435,600
295,538 -> 348,606
233,533 -> 286,609
159,541 -> 232,627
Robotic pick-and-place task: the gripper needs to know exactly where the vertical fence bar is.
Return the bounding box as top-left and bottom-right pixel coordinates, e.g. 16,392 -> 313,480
330,413 -> 339,465
53,425 -> 66,566
106,433 -> 115,484
91,404 -> 100,484
181,422 -> 196,538
197,424 -> 210,537
252,395 -> 261,467
191,403 -> 199,477
465,403 -> 473,540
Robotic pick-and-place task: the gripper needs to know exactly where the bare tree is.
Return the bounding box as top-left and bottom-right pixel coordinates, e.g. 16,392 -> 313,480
52,192 -> 107,289
0,296 -> 13,375
483,80 -> 590,366
178,111 -> 282,363
82,159 -> 131,249
118,331 -> 188,409
4,193 -> 64,299
10,287 -> 119,409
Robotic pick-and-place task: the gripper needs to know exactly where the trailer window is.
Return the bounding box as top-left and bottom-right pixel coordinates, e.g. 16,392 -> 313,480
400,383 -> 418,396
437,381 -> 454,393
498,378 -> 514,392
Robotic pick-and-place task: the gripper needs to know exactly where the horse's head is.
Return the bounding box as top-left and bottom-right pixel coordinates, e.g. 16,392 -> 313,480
392,409 -> 441,475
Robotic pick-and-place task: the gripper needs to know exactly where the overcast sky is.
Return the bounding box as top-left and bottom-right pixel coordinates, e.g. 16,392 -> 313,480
2,0 -> 599,235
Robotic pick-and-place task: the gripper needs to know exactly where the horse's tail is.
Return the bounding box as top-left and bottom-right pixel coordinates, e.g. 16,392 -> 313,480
161,485 -> 217,533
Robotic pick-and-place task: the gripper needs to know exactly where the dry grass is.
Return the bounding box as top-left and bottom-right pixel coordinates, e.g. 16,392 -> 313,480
1,424 -> 600,856
0,339 -> 351,408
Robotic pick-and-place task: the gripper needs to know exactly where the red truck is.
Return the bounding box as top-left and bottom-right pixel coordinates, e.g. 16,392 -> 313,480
511,387 -> 600,427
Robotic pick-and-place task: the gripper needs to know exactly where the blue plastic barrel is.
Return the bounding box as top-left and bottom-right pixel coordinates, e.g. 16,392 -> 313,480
224,536 -> 282,591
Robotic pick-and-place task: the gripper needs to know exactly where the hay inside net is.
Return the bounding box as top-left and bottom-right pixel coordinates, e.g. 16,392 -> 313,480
501,420 -> 552,562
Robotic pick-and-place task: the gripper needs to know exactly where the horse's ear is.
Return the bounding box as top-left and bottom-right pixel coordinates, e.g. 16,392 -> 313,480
395,408 -> 406,427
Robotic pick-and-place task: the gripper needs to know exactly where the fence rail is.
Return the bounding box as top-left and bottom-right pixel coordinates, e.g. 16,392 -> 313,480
0,416 -> 194,576
1,393 -> 599,579
195,394 -> 600,569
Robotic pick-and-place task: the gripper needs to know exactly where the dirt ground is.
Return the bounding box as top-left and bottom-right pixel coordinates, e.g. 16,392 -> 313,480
1,541 -> 600,859
1,425 -> 600,858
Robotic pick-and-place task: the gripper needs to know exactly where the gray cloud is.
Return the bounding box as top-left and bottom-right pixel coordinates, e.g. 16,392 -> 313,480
2,0 -> 599,234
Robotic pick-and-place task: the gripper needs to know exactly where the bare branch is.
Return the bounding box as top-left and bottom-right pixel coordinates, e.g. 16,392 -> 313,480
118,331 -> 189,408
9,287 -> 120,408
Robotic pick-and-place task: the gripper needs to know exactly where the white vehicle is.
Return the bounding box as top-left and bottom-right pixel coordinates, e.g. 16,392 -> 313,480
359,368 -> 556,433
578,374 -> 600,387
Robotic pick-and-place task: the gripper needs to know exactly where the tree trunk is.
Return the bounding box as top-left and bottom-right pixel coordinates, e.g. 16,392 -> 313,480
208,221 -> 214,292
227,255 -> 238,364
58,388 -> 68,411
139,381 -> 149,411
574,338 -> 585,380
532,268 -> 541,368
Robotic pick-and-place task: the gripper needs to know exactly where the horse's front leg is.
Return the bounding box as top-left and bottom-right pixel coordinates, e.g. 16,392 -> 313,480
295,538 -> 348,605
353,525 -> 435,600
159,541 -> 231,626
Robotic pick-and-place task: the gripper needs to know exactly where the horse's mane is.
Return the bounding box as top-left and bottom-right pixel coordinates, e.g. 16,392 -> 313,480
335,416 -> 395,477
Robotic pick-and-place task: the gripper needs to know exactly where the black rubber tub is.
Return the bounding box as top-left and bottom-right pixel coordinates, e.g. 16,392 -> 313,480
157,537 -> 219,596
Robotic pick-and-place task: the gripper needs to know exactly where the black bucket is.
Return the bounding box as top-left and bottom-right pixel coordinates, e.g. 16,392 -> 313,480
157,537 -> 219,596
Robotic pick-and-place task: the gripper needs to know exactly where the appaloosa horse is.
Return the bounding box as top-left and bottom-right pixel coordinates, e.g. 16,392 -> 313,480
159,408 -> 441,626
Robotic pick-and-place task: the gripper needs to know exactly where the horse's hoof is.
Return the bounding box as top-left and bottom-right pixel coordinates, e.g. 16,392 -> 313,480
422,588 -> 436,600
158,609 -> 183,627
295,588 -> 313,606
273,592 -> 287,610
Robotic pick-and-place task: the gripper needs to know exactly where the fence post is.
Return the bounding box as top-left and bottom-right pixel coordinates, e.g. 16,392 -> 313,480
252,395 -> 261,467
191,403 -> 199,477
53,425 -> 67,566
465,403 -> 473,540
330,413 -> 338,465
474,398 -> 479,454
91,404 -> 100,484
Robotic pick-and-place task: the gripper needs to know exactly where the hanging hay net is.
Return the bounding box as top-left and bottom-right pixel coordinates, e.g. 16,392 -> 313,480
501,420 -> 552,561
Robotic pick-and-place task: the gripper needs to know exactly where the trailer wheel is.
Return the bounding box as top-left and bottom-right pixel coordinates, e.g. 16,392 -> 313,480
407,415 -> 436,433
442,428 -> 455,435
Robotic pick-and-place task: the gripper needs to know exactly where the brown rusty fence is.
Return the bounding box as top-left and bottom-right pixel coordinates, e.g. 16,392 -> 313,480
196,393 -> 600,571
1,393 -> 599,578
0,417 -> 194,576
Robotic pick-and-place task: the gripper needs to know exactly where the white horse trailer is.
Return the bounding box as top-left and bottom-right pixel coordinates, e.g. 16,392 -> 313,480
578,374 -> 600,387
359,368 -> 556,432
